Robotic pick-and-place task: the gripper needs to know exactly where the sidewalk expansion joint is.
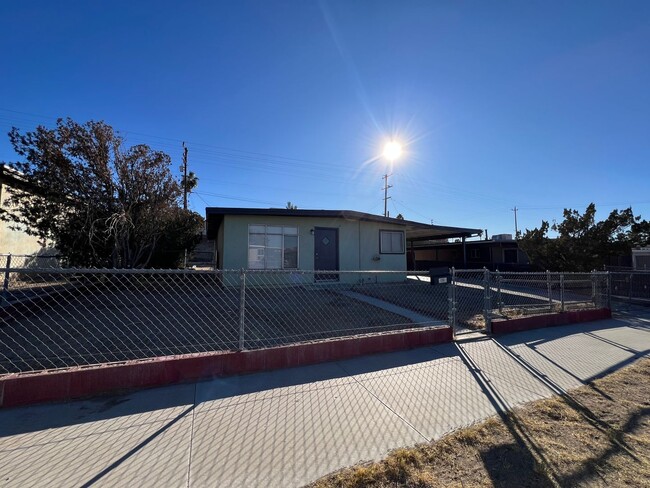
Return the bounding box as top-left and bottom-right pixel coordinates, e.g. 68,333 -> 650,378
335,362 -> 430,443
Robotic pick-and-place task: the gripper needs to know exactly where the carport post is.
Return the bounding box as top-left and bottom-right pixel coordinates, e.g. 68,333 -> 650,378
462,236 -> 467,268
239,268 -> 246,350
483,268 -> 491,334
560,273 -> 565,312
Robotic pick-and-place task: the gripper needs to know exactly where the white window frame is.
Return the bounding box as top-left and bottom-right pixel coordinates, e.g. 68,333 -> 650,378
379,230 -> 405,255
247,224 -> 299,269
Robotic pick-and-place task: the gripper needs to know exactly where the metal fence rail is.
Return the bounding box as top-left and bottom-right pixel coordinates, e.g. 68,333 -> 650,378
0,264 -> 614,375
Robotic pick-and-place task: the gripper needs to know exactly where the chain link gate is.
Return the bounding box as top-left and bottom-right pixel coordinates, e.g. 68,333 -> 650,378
448,268 -> 610,339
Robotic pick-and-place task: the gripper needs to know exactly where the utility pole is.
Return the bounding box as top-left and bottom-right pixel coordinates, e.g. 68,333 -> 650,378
512,206 -> 518,239
182,142 -> 189,268
382,173 -> 392,218
182,142 -> 188,211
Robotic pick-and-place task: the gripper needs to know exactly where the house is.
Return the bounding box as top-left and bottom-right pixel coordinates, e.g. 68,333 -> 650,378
205,207 -> 481,282
633,248 -> 650,270
411,233 -> 531,271
0,164 -> 49,258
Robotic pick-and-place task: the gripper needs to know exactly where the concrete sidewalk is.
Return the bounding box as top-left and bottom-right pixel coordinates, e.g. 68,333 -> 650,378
1,311 -> 649,487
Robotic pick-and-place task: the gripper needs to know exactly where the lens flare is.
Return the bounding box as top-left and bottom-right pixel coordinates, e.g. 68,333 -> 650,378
383,141 -> 402,161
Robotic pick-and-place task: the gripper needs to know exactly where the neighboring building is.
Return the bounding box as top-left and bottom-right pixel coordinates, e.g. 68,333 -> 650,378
633,248 -> 650,270
205,207 -> 480,282
0,164 -> 49,257
411,233 -> 531,271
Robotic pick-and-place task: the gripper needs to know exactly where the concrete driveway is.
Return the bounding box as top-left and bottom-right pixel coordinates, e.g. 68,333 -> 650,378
1,306 -> 649,487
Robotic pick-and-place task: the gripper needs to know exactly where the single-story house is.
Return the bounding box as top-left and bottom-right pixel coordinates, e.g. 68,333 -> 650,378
411,233 -> 531,271
205,207 -> 481,283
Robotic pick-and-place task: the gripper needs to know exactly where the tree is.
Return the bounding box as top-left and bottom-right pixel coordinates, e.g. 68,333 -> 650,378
519,203 -> 650,271
1,118 -> 204,268
182,171 -> 199,196
286,201 -> 298,210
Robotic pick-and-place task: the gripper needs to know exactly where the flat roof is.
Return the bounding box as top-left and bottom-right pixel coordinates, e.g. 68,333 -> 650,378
205,207 -> 481,241
412,239 -> 519,248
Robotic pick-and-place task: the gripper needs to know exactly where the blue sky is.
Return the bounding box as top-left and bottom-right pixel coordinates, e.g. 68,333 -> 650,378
1,1 -> 649,237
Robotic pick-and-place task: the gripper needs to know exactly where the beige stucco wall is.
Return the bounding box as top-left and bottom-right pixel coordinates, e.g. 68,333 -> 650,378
0,182 -> 46,257
220,214 -> 407,283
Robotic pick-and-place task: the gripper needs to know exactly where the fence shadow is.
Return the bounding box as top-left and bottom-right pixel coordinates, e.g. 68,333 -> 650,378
1,314 -> 648,486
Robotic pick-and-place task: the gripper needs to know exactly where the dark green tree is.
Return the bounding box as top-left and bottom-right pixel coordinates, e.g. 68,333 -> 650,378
519,203 -> 649,271
1,118 -> 204,268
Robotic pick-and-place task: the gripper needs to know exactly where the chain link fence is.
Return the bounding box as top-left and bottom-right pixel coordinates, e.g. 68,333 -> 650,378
0,268 -> 450,374
451,269 -> 610,335
0,260 -> 613,375
0,253 -> 63,269
610,271 -> 650,303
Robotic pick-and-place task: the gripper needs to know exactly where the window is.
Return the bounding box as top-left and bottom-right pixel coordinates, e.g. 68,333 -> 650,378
248,225 -> 299,269
470,249 -> 480,259
379,230 -> 405,254
504,249 -> 518,264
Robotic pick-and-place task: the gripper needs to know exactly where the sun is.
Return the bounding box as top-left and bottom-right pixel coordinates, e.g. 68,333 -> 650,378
383,141 -> 403,161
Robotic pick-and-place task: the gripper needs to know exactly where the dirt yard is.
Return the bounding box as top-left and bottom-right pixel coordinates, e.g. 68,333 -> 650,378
0,275 -> 415,373
310,358 -> 650,487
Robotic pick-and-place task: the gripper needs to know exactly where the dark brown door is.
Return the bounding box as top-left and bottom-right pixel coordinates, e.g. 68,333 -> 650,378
314,227 -> 339,281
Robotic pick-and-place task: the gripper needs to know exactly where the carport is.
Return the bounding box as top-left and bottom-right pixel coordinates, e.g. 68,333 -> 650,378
404,223 -> 482,269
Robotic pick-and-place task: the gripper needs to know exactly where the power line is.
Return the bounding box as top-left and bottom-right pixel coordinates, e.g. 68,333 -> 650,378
0,110 -> 531,210
0,109 -> 526,207
193,191 -> 284,207
4,108 -> 647,218
0,109 -> 354,172
392,199 -> 436,223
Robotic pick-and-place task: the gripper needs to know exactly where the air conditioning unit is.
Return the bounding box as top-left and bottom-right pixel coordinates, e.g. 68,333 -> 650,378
492,234 -> 513,241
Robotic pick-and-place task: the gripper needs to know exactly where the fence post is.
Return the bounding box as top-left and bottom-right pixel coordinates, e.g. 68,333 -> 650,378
239,268 -> 246,351
483,268 -> 491,334
591,269 -> 597,305
1,254 -> 11,307
546,270 -> 553,311
448,267 -> 457,335
560,273 -> 565,312
606,271 -> 611,310
496,270 -> 503,314
629,273 -> 633,303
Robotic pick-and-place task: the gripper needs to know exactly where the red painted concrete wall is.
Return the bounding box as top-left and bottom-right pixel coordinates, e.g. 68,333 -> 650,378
0,326 -> 453,408
491,308 -> 612,335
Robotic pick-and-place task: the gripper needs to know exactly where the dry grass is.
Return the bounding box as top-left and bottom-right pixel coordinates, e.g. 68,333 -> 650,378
310,358 -> 650,488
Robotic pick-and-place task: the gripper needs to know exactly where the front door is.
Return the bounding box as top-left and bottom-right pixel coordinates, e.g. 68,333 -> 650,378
314,227 -> 339,281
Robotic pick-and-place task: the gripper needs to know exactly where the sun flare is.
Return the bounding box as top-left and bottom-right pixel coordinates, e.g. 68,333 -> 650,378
382,141 -> 403,161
